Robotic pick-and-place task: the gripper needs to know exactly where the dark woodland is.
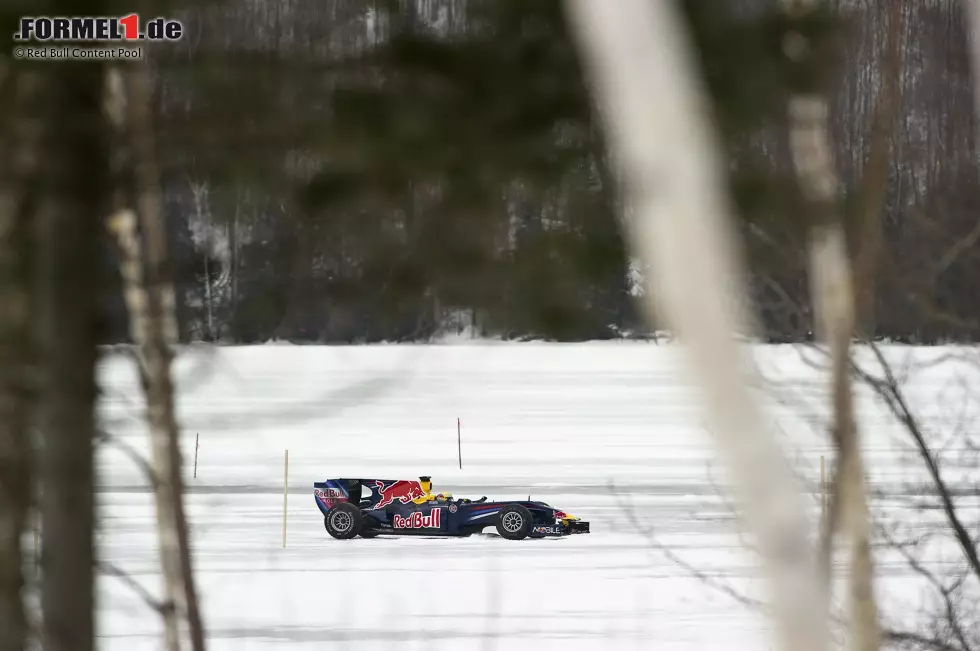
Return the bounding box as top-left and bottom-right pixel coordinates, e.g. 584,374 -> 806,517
77,0 -> 979,345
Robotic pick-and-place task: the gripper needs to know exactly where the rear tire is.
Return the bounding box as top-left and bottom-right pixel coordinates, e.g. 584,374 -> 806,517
496,505 -> 532,540
325,502 -> 363,540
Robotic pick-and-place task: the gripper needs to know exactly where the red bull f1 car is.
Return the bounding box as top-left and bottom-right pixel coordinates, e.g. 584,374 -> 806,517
313,476 -> 590,540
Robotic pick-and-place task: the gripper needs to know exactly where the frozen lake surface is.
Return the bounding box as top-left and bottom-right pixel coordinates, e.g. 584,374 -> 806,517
92,341 -> 980,650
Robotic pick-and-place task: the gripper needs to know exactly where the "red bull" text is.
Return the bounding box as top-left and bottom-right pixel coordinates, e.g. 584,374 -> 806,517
373,480 -> 426,509
315,487 -> 344,500
393,508 -> 442,529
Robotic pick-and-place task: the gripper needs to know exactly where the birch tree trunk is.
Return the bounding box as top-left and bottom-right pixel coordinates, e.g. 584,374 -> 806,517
230,190 -> 240,333
779,2 -> 880,650
35,60 -> 107,651
963,0 -> 980,211
104,66 -> 182,651
852,0 -> 904,337
104,61 -> 205,651
189,182 -> 214,342
0,68 -> 41,651
563,2 -> 826,650
126,59 -> 205,651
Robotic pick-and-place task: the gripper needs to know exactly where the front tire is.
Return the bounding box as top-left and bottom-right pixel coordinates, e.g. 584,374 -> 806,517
496,505 -> 532,540
325,502 -> 363,540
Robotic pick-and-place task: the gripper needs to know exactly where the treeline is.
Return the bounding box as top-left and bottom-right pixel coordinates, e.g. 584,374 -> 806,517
112,0 -> 980,344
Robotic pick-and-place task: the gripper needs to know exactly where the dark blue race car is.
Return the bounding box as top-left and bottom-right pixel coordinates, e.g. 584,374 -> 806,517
313,476 -> 590,540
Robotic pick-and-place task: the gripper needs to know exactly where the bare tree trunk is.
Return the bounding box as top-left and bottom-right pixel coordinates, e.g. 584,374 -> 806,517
104,62 -> 206,651
104,66 -> 182,651
963,0 -> 980,202
563,2 -> 826,650
780,1 -> 880,650
0,68 -> 41,651
35,60 -> 107,651
189,181 -> 214,342
230,188 -> 240,335
853,0 -> 904,337
126,60 -> 206,651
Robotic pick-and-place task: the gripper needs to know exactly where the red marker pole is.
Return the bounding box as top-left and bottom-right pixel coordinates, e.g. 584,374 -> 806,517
457,418 -> 462,470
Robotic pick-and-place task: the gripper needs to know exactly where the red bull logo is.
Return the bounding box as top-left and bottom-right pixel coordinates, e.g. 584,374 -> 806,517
372,480 -> 426,509
315,487 -> 344,500
314,486 -> 346,508
393,508 -> 442,529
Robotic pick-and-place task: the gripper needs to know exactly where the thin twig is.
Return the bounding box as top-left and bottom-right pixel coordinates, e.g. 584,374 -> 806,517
98,561 -> 171,615
883,628 -> 964,651
860,342 -> 980,584
879,524 -> 973,651
95,430 -> 160,489
609,483 -> 767,612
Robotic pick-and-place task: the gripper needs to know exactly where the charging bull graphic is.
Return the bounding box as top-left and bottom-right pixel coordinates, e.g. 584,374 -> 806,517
373,480 -> 426,509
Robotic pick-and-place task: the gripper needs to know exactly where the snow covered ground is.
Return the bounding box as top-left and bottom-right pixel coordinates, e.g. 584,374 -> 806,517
92,341 -> 980,650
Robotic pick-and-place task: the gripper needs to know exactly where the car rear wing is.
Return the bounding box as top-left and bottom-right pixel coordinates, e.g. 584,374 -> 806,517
313,478 -> 363,512
314,478 -> 428,512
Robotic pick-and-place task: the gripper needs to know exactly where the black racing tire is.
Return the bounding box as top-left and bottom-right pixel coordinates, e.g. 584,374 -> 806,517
324,502 -> 363,540
495,504 -> 533,540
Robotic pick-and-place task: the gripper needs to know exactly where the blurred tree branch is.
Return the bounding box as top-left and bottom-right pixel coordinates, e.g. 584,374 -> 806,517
35,56 -> 107,651
565,1 -> 827,649
0,64 -> 39,651
127,54 -> 206,650
852,0 -> 903,336
780,0 -> 880,647
105,56 -> 207,651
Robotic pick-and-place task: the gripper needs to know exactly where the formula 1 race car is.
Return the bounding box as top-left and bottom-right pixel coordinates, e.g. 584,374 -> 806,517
313,476 -> 590,540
